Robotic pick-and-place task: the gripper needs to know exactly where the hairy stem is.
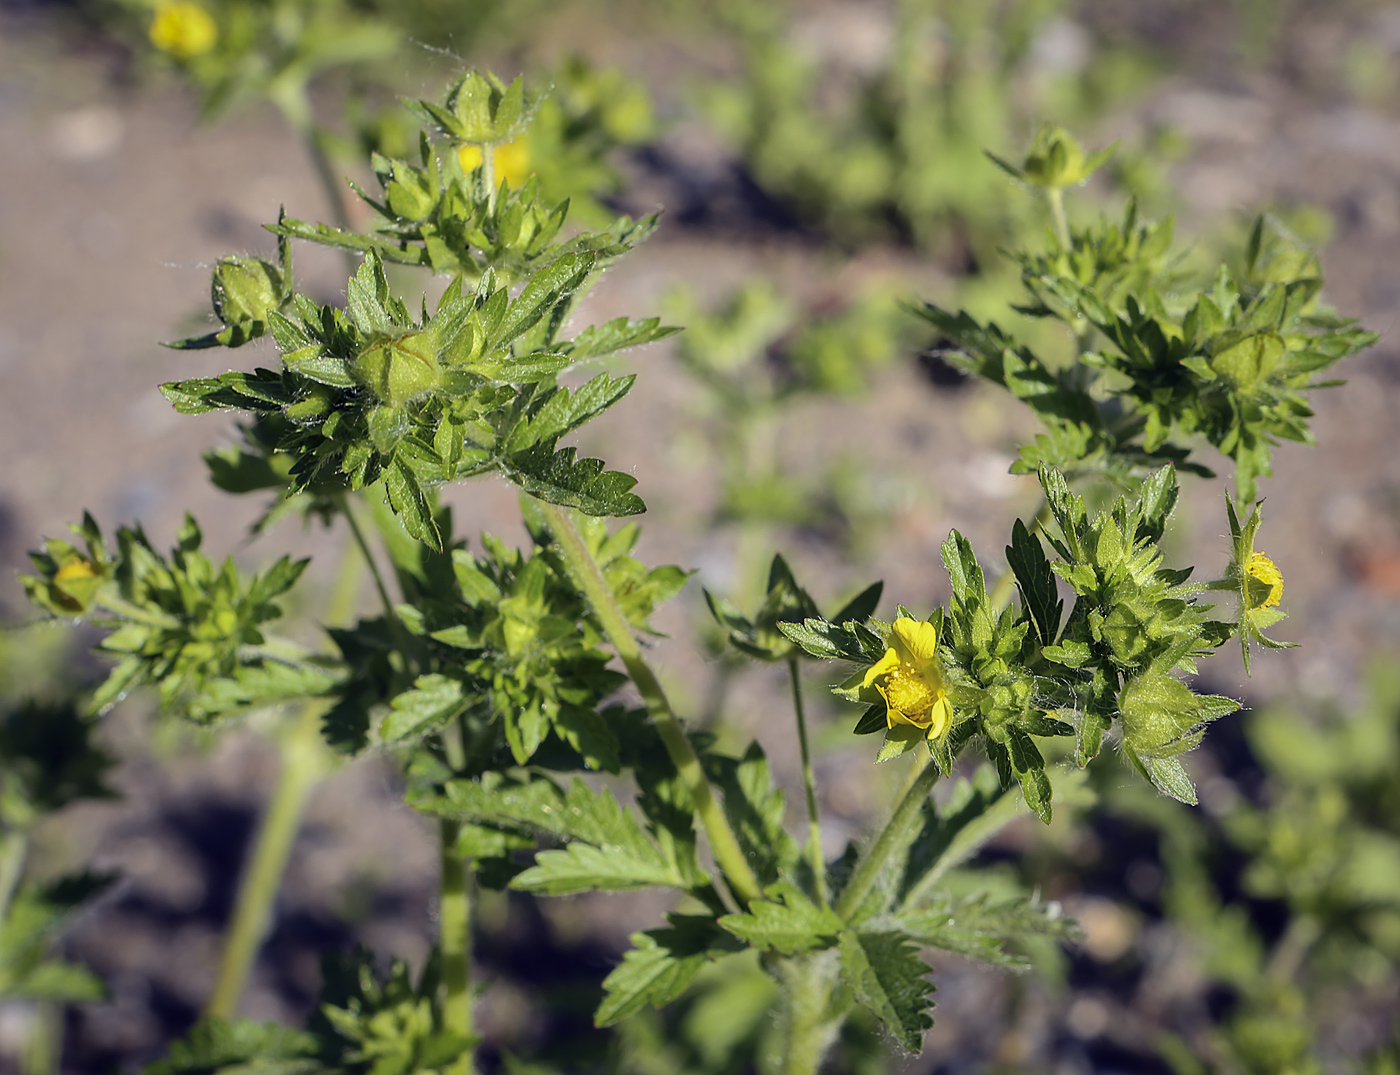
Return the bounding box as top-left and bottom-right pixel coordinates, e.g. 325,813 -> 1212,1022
835,757 -> 941,922
205,701 -> 330,1019
537,501 -> 763,905
340,496 -> 417,672
788,658 -> 828,906
780,952 -> 844,1075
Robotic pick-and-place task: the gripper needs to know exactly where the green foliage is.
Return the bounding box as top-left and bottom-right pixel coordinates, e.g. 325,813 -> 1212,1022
128,0 -> 401,120
914,202 -> 1376,498
701,0 -> 1149,254
149,948 -> 475,1075
145,1018 -> 320,1075
161,78 -> 675,550
782,464 -> 1254,813
313,947 -> 476,1075
837,930 -> 934,1054
705,553 -> 881,663
22,513 -> 336,719
596,916 -> 743,1027
168,228 -> 294,350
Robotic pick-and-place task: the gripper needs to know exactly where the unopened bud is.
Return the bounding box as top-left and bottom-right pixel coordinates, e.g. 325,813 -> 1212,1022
353,331 -> 441,405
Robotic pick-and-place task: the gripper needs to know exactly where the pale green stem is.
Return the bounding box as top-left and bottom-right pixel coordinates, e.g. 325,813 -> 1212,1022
1265,913 -> 1321,986
340,496 -> 416,669
834,758 -> 941,921
986,499 -> 1052,615
0,830 -> 29,931
341,498 -> 398,624
440,817 -> 475,1073
205,701 -> 331,1019
323,527 -> 368,628
1047,186 -> 1070,250
538,501 -> 763,905
780,952 -> 843,1075
480,141 -> 497,214
202,511 -> 363,1022
788,658 -> 828,907
899,783 -> 1029,910
20,1003 -> 56,1075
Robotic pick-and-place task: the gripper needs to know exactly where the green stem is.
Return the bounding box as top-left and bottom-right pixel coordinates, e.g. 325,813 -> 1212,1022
341,496 -> 415,668
0,830 -> 29,930
1265,913 -> 1321,986
986,499 -> 1052,615
788,658 -> 828,907
538,501 -> 763,905
835,757 -> 940,922
481,141 -> 497,214
205,701 -> 330,1019
779,952 -> 843,1075
1047,186 -> 1070,250
899,783 -> 1029,910
439,818 -> 475,1074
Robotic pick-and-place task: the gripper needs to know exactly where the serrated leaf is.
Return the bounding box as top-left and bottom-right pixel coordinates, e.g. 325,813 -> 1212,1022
718,882 -> 843,955
596,916 -> 742,1027
838,930 -> 935,1054
382,674 -> 466,742
1006,519 -> 1062,646
509,781 -> 686,895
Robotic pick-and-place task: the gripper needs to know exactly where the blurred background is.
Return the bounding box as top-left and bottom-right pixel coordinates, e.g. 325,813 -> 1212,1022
2,0 -> 1400,1071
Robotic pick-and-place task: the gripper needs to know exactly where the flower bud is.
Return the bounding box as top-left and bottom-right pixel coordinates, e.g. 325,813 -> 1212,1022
448,73 -> 532,146
352,331 -> 441,406
212,256 -> 283,328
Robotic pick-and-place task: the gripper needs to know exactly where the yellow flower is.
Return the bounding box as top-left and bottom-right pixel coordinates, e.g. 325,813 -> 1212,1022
862,617 -> 952,741
149,1 -> 218,60
54,559 -> 98,583
458,139 -> 532,187
1244,551 -> 1283,609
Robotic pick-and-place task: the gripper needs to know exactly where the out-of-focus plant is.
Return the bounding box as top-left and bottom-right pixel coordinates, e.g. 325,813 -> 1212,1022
0,632 -> 116,1075
701,0 -> 1157,261
1109,662 -> 1400,1074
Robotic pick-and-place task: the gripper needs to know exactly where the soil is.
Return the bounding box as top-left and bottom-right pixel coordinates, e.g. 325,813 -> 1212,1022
1,2 -> 1398,1072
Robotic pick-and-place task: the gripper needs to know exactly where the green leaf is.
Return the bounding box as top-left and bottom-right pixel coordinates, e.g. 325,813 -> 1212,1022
504,444 -> 645,517
704,743 -> 799,885
494,253 -> 596,348
890,892 -> 1075,969
838,930 -> 935,1054
564,316 -> 681,360
381,674 -> 467,742
1005,518 -> 1062,646
596,916 -> 742,1027
145,1018 -> 320,1075
718,881 -> 843,955
551,704 -> 620,772
509,781 -> 688,895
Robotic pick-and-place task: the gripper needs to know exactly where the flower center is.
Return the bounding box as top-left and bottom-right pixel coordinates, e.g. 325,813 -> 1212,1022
884,664 -> 938,718
1245,552 -> 1284,610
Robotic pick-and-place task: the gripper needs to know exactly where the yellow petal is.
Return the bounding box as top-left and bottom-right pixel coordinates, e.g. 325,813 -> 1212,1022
862,648 -> 899,689
891,617 -> 939,665
924,695 -> 952,741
